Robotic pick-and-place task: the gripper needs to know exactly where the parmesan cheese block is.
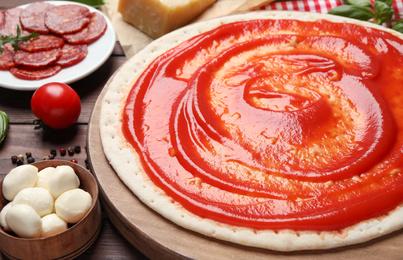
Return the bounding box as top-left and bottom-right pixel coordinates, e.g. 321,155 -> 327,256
118,0 -> 216,38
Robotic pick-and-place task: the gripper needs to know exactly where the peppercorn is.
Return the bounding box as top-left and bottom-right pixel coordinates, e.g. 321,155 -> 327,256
60,148 -> 66,156
70,159 -> 77,163
43,156 -> 50,160
27,157 -> 35,163
50,148 -> 56,156
48,154 -> 55,160
85,158 -> 89,169
11,155 -> 17,164
16,159 -> 24,166
25,151 -> 32,158
68,147 -> 75,156
17,154 -> 24,162
74,145 -> 81,153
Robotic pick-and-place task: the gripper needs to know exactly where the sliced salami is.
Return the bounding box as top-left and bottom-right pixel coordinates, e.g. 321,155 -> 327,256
10,65 -> 62,80
1,2 -> 109,81
14,48 -> 62,67
0,8 -> 24,36
20,2 -> 53,34
44,4 -> 90,34
0,11 -> 5,29
56,43 -> 88,67
63,12 -> 107,44
2,43 -> 14,52
18,35 -> 64,52
0,47 -> 15,70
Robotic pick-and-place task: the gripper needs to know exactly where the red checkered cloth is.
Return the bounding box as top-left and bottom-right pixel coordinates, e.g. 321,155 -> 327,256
261,0 -> 403,14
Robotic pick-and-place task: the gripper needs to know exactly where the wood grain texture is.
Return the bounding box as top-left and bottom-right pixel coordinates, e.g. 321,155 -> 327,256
87,65 -> 403,260
0,1 -> 146,257
2,0 -> 403,258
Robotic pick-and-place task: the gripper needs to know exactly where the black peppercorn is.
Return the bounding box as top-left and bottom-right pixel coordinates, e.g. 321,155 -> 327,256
27,157 -> 35,163
11,155 -> 18,164
85,158 -> 89,169
50,148 -> 57,156
16,159 -> 24,166
74,145 -> 81,153
68,147 -> 75,156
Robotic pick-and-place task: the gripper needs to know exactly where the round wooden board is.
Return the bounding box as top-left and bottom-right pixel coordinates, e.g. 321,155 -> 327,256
87,64 -> 403,260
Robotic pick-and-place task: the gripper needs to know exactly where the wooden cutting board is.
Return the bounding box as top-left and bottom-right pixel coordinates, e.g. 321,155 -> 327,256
87,62 -> 403,260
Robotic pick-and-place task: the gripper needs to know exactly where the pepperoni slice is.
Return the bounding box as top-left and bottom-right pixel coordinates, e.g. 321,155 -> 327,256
20,2 -> 53,34
0,47 -> 15,70
63,12 -> 107,44
14,48 -> 62,67
0,8 -> 24,36
44,4 -> 90,34
56,43 -> 88,67
10,65 -> 61,80
18,35 -> 64,52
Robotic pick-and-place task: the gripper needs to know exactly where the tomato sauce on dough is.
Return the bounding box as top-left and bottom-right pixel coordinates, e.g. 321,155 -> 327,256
122,19 -> 403,231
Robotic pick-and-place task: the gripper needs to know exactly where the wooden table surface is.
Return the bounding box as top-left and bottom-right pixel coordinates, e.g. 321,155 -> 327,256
0,0 -> 147,258
7,1 -> 395,260
3,0 -> 403,259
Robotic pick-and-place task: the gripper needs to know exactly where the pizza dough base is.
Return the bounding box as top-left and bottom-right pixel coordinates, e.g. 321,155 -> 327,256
99,11 -> 403,251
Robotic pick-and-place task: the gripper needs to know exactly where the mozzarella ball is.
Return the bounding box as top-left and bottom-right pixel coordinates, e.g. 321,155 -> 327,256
2,165 -> 38,201
55,188 -> 92,223
48,166 -> 80,198
40,213 -> 68,238
5,204 -> 42,238
13,187 -> 54,217
35,167 -> 55,190
0,202 -> 13,231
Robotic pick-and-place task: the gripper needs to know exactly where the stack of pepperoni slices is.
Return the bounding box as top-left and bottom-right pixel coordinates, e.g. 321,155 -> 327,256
0,2 -> 107,80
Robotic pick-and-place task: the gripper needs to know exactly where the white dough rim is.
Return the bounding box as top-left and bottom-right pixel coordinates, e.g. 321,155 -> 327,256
99,11 -> 403,251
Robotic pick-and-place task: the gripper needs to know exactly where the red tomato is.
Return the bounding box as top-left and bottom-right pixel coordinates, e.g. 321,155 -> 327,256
31,82 -> 81,129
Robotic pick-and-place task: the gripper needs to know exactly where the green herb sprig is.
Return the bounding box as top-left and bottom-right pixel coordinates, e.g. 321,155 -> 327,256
0,25 -> 39,55
62,0 -> 105,8
328,0 -> 403,33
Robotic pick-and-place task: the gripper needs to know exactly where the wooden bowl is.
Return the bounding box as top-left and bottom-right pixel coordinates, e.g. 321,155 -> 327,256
0,160 -> 102,260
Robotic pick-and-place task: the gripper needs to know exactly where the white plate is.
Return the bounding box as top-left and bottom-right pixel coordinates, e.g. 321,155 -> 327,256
0,1 -> 116,91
